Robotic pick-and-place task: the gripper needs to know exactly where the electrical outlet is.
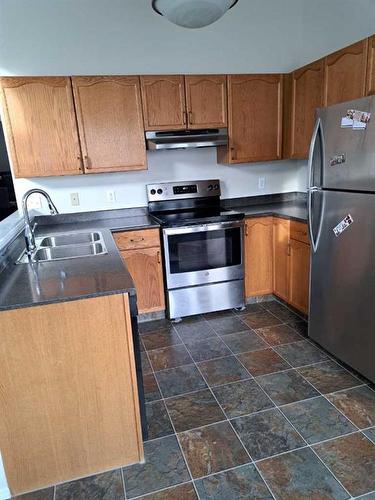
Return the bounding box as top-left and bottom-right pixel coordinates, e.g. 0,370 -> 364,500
258,177 -> 266,190
26,193 -> 42,209
70,192 -> 80,207
106,190 -> 116,203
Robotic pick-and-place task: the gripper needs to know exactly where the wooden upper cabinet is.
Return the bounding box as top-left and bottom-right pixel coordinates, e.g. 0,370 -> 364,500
0,77 -> 82,178
221,74 -> 283,164
244,217 -> 273,297
284,60 -> 324,159
184,75 -> 227,128
140,75 -> 186,130
72,76 -> 146,173
324,40 -> 368,106
366,35 -> 375,95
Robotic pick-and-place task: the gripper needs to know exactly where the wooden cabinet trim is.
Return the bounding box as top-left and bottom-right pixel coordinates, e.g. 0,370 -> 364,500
366,35 -> 375,95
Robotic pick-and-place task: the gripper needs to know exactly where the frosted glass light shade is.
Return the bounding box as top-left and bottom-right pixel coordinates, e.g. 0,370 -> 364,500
152,0 -> 238,29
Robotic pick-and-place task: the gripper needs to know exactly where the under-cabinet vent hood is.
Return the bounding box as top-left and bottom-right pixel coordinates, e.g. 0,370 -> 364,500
146,128 -> 228,151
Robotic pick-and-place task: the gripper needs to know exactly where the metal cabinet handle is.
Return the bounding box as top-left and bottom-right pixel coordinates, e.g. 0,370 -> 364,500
188,111 -> 193,124
130,237 -> 145,243
183,111 -> 188,126
245,225 -> 249,237
230,145 -> 236,160
157,251 -> 161,264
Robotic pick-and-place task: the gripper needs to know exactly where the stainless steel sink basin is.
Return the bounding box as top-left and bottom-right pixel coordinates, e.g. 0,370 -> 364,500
39,232 -> 101,247
16,231 -> 108,264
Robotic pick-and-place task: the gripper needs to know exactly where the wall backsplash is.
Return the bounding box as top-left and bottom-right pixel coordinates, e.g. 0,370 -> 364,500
14,148 -> 308,214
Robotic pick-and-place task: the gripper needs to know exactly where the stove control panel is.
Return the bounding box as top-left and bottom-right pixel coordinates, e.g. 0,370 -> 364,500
147,180 -> 221,202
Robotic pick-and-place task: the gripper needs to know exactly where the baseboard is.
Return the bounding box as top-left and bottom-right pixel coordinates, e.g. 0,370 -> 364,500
0,487 -> 10,500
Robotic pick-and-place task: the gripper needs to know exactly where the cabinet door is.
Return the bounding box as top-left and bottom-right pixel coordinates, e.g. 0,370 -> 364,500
225,75 -> 283,163
273,218 -> 290,302
121,247 -> 165,314
140,75 -> 186,130
244,217 -> 273,297
286,60 -> 324,159
289,239 -> 310,314
0,77 -> 82,178
366,35 -> 375,95
72,76 -> 146,173
185,75 -> 227,128
324,40 -> 368,106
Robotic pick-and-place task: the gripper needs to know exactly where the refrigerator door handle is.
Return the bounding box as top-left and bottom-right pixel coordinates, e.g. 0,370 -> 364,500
308,118 -> 322,190
308,187 -> 321,253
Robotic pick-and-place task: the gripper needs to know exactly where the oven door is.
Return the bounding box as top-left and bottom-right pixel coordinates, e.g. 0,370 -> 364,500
163,221 -> 244,289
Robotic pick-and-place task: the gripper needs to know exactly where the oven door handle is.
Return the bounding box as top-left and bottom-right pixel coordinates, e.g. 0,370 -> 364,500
163,220 -> 244,236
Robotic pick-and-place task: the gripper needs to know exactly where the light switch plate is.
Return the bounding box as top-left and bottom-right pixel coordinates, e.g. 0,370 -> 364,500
258,177 -> 266,189
106,190 -> 116,203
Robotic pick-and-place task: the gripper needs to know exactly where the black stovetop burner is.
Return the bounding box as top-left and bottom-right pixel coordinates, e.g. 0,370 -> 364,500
150,207 -> 244,227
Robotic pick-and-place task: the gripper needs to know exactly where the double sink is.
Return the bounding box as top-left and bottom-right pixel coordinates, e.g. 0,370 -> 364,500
17,231 -> 108,264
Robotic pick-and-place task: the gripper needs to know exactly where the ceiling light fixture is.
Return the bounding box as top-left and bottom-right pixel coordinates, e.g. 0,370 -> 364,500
152,0 -> 239,29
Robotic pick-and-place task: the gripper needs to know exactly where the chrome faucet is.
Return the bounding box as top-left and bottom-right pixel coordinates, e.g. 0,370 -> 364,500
22,189 -> 59,256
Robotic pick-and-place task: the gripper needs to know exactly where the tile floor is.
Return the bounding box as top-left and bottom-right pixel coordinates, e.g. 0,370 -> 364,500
15,300 -> 375,500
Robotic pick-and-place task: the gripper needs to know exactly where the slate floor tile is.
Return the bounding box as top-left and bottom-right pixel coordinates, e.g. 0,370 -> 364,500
122,435 -> 190,498
221,330 -> 267,354
203,309 -> 236,319
145,401 -> 174,440
14,488 -> 54,500
137,482 -> 198,499
261,301 -> 302,322
206,316 -> 250,336
143,373 -> 162,402
281,396 -> 356,444
238,348 -> 291,376
327,385 -> 375,428
139,319 -> 171,334
194,463 -> 272,499
141,352 -> 152,375
313,432 -> 375,497
148,345 -> 192,371
242,310 -> 282,329
174,320 -> 217,343
155,364 -> 207,398
142,329 -> 182,351
288,320 -> 308,337
234,303 -> 265,315
364,427 -> 375,443
274,340 -> 329,367
165,389 -> 225,432
55,469 -> 124,500
178,421 -> 249,478
257,447 -> 349,499
185,337 -> 231,362
256,369 -> 319,405
298,360 -> 363,394
212,379 -> 274,418
231,408 -> 306,460
197,356 -> 250,387
255,324 -> 302,346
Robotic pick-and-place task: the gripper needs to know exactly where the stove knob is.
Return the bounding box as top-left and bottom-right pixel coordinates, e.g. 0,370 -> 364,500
214,184 -> 219,190
207,184 -> 213,191
157,188 -> 163,194
150,189 -> 156,195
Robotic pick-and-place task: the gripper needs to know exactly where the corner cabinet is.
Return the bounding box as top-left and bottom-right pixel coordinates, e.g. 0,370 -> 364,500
113,229 -> 165,314
367,35 -> 375,95
284,60 -> 324,159
219,74 -> 283,164
140,75 -> 187,130
184,75 -> 227,128
324,40 -> 368,106
244,217 -> 273,297
72,76 -> 147,173
0,77 -> 82,178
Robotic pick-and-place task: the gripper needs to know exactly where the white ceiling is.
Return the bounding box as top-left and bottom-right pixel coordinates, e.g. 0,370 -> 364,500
0,0 -> 374,76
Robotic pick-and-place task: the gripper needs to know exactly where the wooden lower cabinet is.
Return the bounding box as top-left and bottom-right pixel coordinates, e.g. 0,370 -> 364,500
0,294 -> 144,496
244,217 -> 273,296
273,218 -> 290,302
120,247 -> 165,314
289,239 -> 310,314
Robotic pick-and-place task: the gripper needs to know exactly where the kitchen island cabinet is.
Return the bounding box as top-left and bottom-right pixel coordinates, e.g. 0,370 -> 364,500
0,293 -> 144,496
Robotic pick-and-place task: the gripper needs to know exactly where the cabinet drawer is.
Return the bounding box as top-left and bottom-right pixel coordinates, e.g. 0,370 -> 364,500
113,228 -> 160,250
290,221 -> 309,245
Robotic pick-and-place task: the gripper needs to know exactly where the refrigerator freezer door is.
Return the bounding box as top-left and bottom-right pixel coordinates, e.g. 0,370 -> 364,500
309,189 -> 375,382
317,96 -> 375,192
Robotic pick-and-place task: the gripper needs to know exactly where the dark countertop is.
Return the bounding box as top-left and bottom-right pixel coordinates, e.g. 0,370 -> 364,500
0,196 -> 307,312
0,209 -> 159,311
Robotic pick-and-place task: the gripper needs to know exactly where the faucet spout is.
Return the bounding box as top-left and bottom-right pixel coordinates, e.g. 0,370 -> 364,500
22,189 -> 59,257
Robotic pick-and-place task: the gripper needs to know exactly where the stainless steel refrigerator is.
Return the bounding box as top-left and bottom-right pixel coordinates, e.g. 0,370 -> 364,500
308,95 -> 375,384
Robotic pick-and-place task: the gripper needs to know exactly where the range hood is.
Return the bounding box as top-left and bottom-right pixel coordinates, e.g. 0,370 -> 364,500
146,128 -> 228,150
